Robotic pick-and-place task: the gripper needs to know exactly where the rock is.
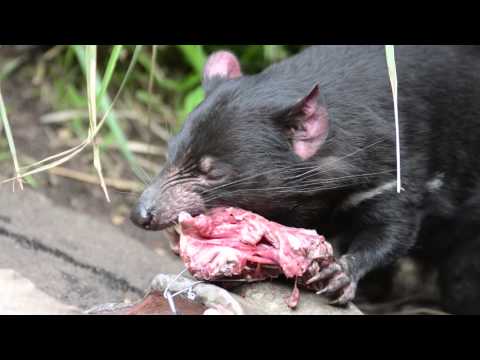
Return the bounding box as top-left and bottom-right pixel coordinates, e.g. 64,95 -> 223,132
233,281 -> 363,315
0,269 -> 80,315
0,187 -> 184,310
87,273 -> 363,315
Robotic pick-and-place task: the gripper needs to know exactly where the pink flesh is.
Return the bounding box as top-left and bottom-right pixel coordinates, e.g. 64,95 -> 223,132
178,207 -> 335,308
286,278 -> 300,308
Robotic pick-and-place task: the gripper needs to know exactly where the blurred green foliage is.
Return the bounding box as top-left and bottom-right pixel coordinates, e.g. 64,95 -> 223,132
41,45 -> 305,169
53,45 -> 303,123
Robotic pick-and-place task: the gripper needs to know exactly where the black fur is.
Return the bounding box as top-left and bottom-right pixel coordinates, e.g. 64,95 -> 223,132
132,46 -> 480,314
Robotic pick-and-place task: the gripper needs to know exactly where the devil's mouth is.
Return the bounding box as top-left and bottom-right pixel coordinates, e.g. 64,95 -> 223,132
164,222 -> 182,254
148,219 -> 178,231
152,209 -> 205,251
150,208 -> 204,231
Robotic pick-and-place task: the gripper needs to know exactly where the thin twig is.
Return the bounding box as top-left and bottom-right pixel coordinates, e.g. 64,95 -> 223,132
48,166 -> 143,192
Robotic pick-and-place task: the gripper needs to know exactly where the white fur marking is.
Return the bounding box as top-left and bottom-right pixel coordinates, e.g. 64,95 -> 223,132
341,180 -> 398,210
426,175 -> 444,192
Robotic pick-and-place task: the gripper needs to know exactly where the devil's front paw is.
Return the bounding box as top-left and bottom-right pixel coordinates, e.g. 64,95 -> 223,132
306,256 -> 357,306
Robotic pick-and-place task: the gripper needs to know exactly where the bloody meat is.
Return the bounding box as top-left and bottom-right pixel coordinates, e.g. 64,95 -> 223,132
177,207 -> 335,308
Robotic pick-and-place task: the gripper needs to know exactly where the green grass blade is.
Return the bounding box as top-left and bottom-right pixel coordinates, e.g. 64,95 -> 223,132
85,45 -> 110,201
177,45 -> 207,75
240,45 -> 263,63
97,45 -> 123,103
0,84 -> 23,189
263,45 -> 288,62
137,50 -> 185,92
145,45 -> 157,155
24,174 -> 39,188
177,73 -> 201,92
86,46 -> 98,133
72,45 -> 141,170
179,85 -> 204,127
385,45 -> 402,193
2,143 -> 88,182
0,57 -> 24,82
65,84 -> 88,138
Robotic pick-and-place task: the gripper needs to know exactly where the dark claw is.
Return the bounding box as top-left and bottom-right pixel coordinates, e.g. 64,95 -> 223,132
315,273 -> 350,296
316,287 -> 329,296
329,282 -> 357,305
327,273 -> 351,292
313,256 -> 358,305
329,298 -> 346,306
306,262 -> 342,285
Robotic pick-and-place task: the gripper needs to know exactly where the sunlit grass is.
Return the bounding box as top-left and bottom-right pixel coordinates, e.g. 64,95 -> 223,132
85,45 -> 109,201
0,83 -> 23,190
385,45 -> 402,193
0,45 -> 144,192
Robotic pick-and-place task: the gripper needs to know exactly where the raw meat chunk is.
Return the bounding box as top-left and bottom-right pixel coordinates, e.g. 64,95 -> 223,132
178,207 -> 335,308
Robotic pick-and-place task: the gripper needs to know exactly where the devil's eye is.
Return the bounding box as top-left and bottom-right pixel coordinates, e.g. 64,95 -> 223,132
198,156 -> 226,180
206,167 -> 226,180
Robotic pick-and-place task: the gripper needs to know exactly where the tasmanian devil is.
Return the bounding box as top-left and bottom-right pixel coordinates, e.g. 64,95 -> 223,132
131,46 -> 480,314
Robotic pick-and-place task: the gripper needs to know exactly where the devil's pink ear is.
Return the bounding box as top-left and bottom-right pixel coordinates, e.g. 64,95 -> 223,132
288,85 -> 330,160
203,51 -> 243,82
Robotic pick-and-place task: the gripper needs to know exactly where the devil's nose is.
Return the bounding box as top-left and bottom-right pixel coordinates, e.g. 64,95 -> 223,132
130,203 -> 154,229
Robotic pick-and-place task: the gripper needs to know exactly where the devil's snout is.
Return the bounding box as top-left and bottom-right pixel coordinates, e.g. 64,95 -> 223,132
130,201 -> 155,230
130,175 -> 207,231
